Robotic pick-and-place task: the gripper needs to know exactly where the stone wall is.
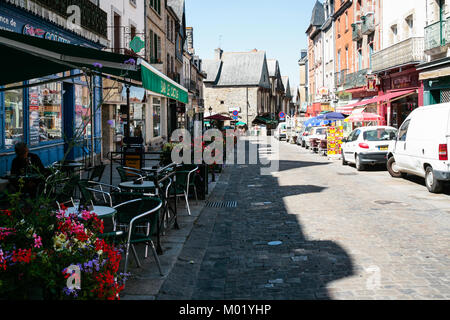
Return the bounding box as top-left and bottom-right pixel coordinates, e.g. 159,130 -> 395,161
203,85 -> 260,124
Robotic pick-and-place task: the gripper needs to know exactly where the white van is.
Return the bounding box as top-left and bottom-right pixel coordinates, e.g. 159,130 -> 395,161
274,122 -> 287,140
387,103 -> 450,193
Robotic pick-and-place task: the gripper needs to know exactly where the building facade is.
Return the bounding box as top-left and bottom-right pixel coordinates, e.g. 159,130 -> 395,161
0,0 -> 108,175
372,0 -> 426,128
418,0 -> 450,108
306,0 -> 325,116
203,49 -> 271,127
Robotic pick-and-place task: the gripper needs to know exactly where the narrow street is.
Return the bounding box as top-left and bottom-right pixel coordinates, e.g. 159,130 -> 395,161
156,137 -> 450,300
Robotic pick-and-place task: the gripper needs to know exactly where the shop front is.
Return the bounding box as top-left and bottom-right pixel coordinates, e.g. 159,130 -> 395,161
378,68 -> 422,128
418,57 -> 450,107
0,4 -> 104,176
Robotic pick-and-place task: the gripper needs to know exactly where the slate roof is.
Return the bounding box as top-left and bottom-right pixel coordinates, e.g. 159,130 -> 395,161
204,50 -> 270,88
310,1 -> 325,27
167,0 -> 185,21
203,60 -> 222,83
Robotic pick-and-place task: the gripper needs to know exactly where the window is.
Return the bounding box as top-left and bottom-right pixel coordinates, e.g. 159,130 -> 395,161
113,13 -> 121,54
405,15 -> 414,37
29,80 -> 63,145
75,84 -> 91,138
398,119 -> 410,141
153,98 -> 161,137
391,24 -> 398,44
4,83 -> 24,149
345,11 -> 349,31
352,129 -> 361,141
150,0 -> 161,15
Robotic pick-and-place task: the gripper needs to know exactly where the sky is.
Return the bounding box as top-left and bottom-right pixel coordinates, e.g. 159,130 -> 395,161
185,0 -> 317,90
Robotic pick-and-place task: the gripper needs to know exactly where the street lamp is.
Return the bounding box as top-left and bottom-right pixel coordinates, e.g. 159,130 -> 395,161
208,106 -> 213,116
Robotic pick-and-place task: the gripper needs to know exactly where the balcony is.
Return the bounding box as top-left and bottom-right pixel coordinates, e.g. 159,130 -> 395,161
32,0 -> 107,37
352,22 -> 363,41
335,69 -> 348,88
424,19 -> 450,54
372,37 -> 424,72
361,13 -> 375,35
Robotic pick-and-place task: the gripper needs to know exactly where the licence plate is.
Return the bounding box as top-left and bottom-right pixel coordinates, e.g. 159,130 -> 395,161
378,146 -> 388,151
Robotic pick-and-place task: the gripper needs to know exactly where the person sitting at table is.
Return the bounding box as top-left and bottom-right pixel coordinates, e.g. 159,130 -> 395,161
10,143 -> 51,197
11,142 -> 48,176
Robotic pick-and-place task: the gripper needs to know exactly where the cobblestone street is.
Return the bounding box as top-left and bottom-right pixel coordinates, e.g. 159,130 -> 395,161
154,137 -> 450,300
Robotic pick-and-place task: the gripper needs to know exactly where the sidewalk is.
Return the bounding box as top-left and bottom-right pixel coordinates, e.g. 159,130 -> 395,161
118,166 -> 222,300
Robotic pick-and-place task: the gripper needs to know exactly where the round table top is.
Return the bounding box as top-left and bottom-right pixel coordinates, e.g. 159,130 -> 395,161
119,181 -> 156,190
55,162 -> 83,168
65,206 -> 117,219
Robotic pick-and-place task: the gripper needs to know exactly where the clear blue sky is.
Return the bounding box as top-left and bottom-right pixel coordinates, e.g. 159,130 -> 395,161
185,0 -> 317,89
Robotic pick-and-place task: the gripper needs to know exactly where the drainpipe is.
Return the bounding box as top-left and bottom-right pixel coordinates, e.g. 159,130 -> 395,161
90,73 -> 95,167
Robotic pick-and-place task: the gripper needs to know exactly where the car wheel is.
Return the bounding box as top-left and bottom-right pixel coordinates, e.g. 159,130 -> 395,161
355,154 -> 365,171
387,157 -> 404,178
342,153 -> 348,166
425,166 -> 443,193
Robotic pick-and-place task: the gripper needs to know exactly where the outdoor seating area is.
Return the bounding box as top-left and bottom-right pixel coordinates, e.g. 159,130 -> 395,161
0,148 -> 221,299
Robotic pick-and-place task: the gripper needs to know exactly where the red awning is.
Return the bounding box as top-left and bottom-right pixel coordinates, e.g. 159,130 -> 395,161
337,89 -> 416,114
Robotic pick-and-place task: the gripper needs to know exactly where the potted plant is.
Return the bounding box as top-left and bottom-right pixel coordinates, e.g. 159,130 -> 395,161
0,192 -> 127,300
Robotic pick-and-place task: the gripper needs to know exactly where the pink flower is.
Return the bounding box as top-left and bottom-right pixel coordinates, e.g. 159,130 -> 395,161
33,234 -> 42,249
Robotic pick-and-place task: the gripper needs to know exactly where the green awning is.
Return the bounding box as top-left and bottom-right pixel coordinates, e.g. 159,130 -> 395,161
0,29 -> 189,104
253,116 -> 277,125
140,60 -> 188,104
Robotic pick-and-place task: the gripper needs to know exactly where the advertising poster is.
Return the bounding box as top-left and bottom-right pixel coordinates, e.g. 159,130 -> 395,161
327,126 -> 344,156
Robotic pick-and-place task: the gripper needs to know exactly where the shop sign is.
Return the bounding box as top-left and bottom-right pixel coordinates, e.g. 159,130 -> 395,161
367,75 -> 378,91
0,6 -> 101,48
327,126 -> 344,156
392,76 -> 412,89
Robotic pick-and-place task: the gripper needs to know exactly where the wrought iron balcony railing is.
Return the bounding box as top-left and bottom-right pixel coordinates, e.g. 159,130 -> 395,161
424,19 -> 450,52
372,37 -> 424,72
32,0 -> 107,37
335,69 -> 348,87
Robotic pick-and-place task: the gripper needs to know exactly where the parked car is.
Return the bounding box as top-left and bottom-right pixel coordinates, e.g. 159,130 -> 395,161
296,127 -> 307,146
274,122 -> 287,141
342,126 -> 398,171
305,127 -> 327,150
299,126 -> 314,148
386,103 -> 450,193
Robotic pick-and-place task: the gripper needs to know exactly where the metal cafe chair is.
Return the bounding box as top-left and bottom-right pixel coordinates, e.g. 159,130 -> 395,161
113,197 -> 164,276
170,166 -> 199,216
150,165 -> 179,235
116,166 -> 146,183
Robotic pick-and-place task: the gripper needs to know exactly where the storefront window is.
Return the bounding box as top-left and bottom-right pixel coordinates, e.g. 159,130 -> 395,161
130,103 -> 145,140
4,83 -> 24,149
153,98 -> 161,137
75,85 -> 91,137
29,80 -> 62,146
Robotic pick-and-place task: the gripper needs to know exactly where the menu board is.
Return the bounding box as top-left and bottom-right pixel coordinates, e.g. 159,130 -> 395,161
327,126 -> 344,156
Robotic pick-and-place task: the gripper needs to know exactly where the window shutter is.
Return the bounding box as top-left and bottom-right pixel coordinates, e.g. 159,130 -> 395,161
157,36 -> 161,60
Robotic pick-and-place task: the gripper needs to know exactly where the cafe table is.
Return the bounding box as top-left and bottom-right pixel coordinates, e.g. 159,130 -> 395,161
119,180 -> 157,194
64,206 -> 117,220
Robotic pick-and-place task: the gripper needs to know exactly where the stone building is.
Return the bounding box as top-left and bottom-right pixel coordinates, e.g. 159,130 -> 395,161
281,76 -> 292,115
203,49 -> 271,127
298,49 -> 309,113
267,59 -> 285,118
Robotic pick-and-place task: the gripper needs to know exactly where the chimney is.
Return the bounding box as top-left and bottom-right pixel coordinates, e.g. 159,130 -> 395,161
214,48 -> 223,61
